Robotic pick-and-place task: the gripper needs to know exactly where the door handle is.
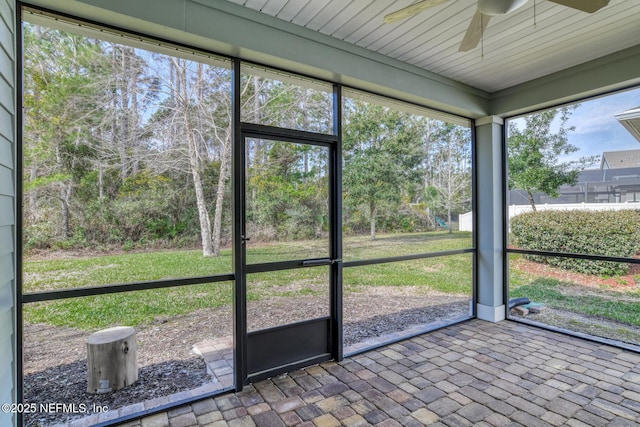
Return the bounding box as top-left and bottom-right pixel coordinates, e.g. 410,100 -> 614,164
241,235 -> 251,244
301,258 -> 341,267
302,258 -> 331,267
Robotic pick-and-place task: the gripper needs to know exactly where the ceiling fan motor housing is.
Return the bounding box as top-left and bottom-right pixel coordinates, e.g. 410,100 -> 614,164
478,0 -> 528,16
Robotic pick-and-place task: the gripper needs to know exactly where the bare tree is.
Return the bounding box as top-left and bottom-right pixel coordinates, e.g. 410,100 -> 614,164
425,125 -> 472,232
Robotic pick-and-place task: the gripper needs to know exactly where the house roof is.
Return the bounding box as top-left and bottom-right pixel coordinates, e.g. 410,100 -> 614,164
601,150 -> 640,169
580,165 -> 640,182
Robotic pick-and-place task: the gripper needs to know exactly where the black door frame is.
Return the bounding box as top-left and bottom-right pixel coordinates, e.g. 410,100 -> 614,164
240,126 -> 337,384
232,59 -> 343,388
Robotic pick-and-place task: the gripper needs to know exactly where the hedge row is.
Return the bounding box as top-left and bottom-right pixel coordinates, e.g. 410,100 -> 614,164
510,209 -> 640,276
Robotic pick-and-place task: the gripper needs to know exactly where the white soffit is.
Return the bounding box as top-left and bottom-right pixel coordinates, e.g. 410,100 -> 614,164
616,107 -> 640,143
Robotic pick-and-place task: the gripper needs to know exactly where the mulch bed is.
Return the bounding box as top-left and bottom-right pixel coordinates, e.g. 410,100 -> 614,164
513,258 -> 640,289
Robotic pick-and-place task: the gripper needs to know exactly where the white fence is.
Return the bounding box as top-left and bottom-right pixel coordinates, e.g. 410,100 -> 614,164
459,202 -> 640,232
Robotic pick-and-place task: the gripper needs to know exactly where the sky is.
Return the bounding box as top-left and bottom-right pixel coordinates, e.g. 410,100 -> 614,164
510,87 -> 640,165
566,87 -> 640,160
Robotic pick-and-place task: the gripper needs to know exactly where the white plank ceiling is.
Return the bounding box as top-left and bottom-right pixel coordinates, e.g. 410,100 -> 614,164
224,0 -> 640,92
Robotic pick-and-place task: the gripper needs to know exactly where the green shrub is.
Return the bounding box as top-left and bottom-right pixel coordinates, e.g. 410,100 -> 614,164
510,209 -> 640,276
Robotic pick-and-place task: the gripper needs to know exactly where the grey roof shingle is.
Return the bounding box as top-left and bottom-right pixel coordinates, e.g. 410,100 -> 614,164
601,149 -> 640,169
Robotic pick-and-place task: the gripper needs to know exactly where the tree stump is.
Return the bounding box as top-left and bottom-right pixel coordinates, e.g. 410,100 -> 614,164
87,326 -> 138,394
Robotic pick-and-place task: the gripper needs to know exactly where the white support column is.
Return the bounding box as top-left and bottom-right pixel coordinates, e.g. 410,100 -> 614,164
475,116 -> 505,322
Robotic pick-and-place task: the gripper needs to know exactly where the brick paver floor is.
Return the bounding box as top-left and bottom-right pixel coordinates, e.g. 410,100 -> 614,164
118,320 -> 640,426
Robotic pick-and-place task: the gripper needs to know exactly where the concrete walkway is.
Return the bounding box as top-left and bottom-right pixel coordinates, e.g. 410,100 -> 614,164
121,320 -> 640,426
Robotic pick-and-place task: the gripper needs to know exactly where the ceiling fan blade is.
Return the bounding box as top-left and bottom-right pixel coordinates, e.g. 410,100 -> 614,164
459,10 -> 491,52
546,0 -> 610,13
384,0 -> 451,24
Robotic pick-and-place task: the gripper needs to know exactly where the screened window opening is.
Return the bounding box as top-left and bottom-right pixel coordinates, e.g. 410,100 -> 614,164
341,89 -> 475,351
240,64 -> 334,134
506,87 -> 640,349
21,12 -> 235,424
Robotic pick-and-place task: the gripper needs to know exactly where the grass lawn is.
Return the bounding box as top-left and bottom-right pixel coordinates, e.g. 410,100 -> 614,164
343,254 -> 472,295
23,231 -> 473,330
25,282 -> 235,330
510,278 -> 640,326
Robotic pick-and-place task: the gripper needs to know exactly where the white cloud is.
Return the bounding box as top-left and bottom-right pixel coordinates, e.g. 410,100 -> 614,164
569,88 -> 640,136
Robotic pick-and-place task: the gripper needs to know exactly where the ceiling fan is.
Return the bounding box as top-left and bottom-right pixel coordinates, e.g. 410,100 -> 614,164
383,0 -> 611,52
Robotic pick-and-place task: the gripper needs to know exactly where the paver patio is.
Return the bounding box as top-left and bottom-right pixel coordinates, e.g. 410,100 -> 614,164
117,319 -> 640,426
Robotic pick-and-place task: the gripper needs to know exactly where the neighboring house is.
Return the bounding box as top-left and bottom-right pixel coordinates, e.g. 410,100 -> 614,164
509,164 -> 640,205
464,158 -> 640,232
601,149 -> 640,169
465,117 -> 640,231
512,106 -> 640,204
